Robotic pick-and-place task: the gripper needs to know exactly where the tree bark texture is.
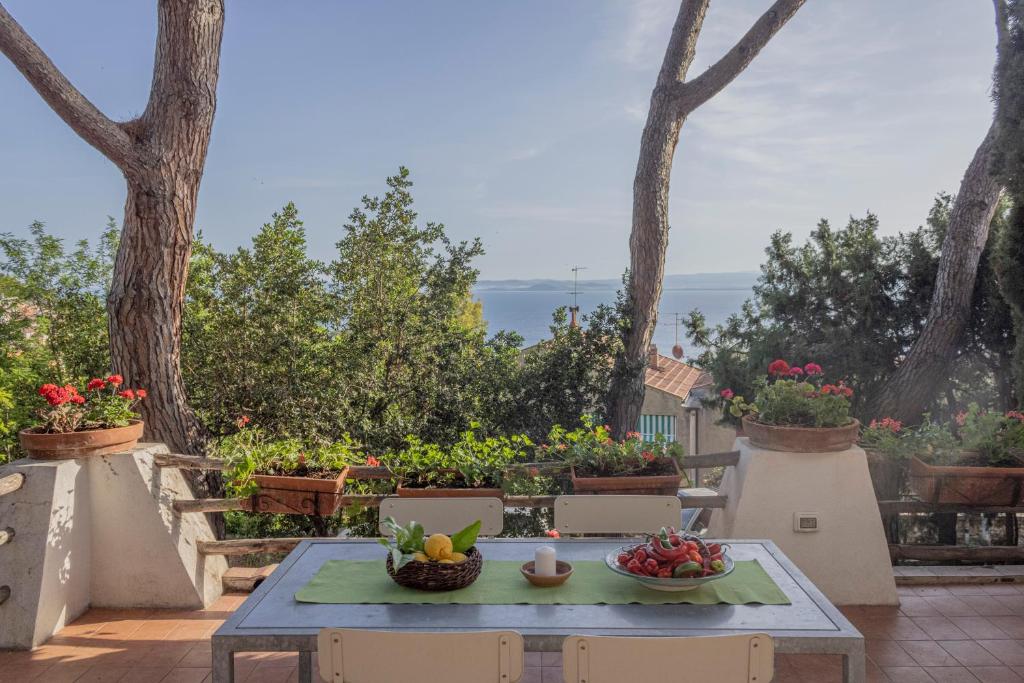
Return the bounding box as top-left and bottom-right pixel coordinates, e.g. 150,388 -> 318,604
871,124 -> 1003,424
0,0 -> 224,458
608,0 -> 806,439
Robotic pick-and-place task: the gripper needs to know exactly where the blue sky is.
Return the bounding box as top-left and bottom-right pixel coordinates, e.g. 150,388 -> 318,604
0,1 -> 999,280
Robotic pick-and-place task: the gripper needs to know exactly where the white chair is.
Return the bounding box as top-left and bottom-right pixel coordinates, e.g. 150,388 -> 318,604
562,633 -> 774,683
317,629 -> 524,682
377,496 -> 504,536
553,495 -> 681,535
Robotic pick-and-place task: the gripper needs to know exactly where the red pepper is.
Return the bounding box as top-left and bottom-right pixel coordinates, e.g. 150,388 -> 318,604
627,560 -> 644,575
656,567 -> 673,579
617,553 -> 631,567
668,534 -> 683,547
644,559 -> 659,576
706,543 -> 722,556
634,548 -> 648,564
688,551 -> 702,564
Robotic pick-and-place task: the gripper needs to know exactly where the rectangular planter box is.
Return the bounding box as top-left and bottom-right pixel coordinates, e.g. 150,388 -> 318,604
251,467 -> 349,516
570,458 -> 683,496
908,456 -> 1024,506
395,483 -> 504,499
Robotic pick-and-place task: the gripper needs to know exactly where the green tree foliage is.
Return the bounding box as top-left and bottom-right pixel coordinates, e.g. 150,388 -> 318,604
0,220 -> 119,460
994,0 -> 1024,397
686,197 -> 1014,421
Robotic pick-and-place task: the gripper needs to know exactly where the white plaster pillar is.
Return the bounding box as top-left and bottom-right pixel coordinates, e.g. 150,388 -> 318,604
0,444 -> 227,649
709,437 -> 898,606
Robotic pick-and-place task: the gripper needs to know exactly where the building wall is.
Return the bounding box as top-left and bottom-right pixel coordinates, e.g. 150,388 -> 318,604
641,388 -> 736,455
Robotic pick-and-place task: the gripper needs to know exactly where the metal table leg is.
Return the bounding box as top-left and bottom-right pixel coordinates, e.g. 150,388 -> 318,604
211,642 -> 234,683
842,640 -> 866,683
299,650 -> 314,683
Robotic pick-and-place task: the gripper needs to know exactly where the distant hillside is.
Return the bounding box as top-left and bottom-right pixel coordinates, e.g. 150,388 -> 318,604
474,271 -> 758,292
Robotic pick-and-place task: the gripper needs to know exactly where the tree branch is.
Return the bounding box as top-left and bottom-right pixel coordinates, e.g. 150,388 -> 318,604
0,2 -> 136,169
673,0 -> 806,114
656,0 -> 711,89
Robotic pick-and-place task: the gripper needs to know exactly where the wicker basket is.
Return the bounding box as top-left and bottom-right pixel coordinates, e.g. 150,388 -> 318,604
385,546 -> 483,591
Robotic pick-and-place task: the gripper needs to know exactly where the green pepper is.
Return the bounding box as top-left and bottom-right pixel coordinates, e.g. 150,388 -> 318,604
710,559 -> 726,573
672,561 -> 702,578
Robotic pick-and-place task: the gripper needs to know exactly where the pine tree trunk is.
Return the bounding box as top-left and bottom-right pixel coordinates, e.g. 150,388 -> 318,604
606,0 -> 805,438
871,124 -> 1002,423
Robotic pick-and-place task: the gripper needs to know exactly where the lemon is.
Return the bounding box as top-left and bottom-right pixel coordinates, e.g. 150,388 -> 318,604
449,552 -> 467,564
412,552 -> 430,563
424,534 -> 453,560
438,559 -> 455,564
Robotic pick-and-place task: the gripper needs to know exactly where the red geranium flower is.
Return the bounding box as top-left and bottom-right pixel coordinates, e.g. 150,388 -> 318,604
767,359 -> 790,376
135,389 -> 147,399
1007,411 -> 1024,421
720,388 -> 734,400
44,387 -> 70,406
235,415 -> 251,429
70,394 -> 86,405
641,450 -> 655,462
38,383 -> 58,397
788,367 -> 804,377
118,389 -> 136,400
366,455 -> 381,467
106,374 -> 124,386
545,529 -> 561,538
803,362 -> 823,376
87,378 -> 106,391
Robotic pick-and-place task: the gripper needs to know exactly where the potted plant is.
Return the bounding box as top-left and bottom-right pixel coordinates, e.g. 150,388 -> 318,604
18,375 -> 146,459
217,425 -> 360,516
722,360 -> 859,452
906,406 -> 1024,506
384,424 -> 532,498
549,419 -> 685,495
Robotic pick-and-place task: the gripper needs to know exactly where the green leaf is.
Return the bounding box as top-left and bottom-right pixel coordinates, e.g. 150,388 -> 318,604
395,551 -> 416,570
450,519 -> 481,554
389,548 -> 404,569
407,521 -> 425,552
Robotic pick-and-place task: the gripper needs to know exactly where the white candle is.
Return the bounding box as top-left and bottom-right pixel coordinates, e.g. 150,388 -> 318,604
535,545 -> 557,577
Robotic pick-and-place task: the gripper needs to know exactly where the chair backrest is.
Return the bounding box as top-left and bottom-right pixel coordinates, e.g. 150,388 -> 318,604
317,629 -> 524,683
553,495 -> 681,535
561,634 -> 774,683
377,497 -> 504,536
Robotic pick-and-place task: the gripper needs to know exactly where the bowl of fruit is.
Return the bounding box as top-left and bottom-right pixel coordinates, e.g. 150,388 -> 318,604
379,517 -> 483,591
606,528 -> 732,591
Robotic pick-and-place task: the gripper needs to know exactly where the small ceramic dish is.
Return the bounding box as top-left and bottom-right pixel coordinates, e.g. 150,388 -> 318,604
521,560 -> 573,587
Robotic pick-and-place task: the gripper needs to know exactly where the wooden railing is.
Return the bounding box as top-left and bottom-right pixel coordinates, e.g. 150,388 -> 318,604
157,451 -> 739,557
878,498 -> 1022,563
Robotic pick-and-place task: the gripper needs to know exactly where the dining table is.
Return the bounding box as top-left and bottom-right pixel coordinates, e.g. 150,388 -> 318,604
211,537 -> 865,682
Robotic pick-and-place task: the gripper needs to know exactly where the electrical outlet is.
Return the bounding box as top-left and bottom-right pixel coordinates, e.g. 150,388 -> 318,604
793,512 -> 819,532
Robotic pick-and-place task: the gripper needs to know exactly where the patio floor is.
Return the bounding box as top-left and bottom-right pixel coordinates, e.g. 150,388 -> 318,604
5,585 -> 1024,681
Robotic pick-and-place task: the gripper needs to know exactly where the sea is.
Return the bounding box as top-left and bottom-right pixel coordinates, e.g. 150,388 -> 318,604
473,273 -> 757,353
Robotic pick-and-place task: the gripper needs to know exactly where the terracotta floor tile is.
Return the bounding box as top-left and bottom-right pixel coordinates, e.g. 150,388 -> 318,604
0,662 -> 54,681
979,641 -> 1024,666
901,597 -> 944,617
884,665 -> 937,682
242,664 -> 294,683
927,596 -> 982,618
520,668 -> 543,683
163,668 -> 213,683
867,639 -> 916,667
971,667 -> 1024,683
940,640 -> 1006,667
117,665 -> 174,682
541,667 -> 562,683
912,587 -> 955,597
34,662 -> 92,682
540,652 -> 561,667
870,616 -> 933,640
952,617 -> 1016,641
924,666 -> 983,682
74,665 -> 133,681
990,619 -> 1024,640
913,616 -> 972,640
900,640 -> 961,667
960,596 -> 1019,617
525,652 -> 542,667
950,586 -> 997,596
981,586 -> 1024,596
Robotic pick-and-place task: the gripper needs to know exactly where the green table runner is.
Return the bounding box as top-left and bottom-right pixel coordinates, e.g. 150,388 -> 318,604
294,560 -> 790,606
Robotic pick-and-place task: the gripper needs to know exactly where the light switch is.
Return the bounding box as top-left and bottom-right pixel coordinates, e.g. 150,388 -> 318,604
794,512 -> 819,532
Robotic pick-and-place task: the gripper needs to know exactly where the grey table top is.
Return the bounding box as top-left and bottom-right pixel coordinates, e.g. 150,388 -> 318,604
214,538 -> 862,651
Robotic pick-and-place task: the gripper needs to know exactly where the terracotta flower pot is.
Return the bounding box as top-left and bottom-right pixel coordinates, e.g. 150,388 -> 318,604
395,483 -> 504,499
19,420 -> 144,460
908,455 -> 1024,506
251,467 -> 349,516
741,415 -> 860,453
570,458 -> 683,496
